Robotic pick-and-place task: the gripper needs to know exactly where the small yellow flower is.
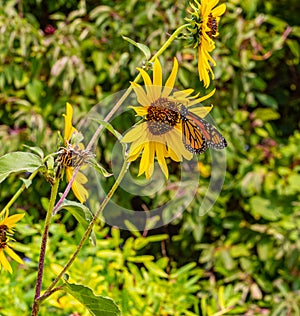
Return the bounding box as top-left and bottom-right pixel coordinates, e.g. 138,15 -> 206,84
60,103 -> 89,203
121,58 -> 214,179
0,213 -> 24,273
186,0 -> 226,87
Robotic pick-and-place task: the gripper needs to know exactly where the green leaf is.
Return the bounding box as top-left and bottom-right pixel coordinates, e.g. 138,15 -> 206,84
25,79 -> 43,103
127,255 -> 154,263
253,108 -> 280,121
124,220 -> 141,237
0,152 -> 43,183
170,262 -> 197,278
58,199 -> 96,246
22,145 -> 45,158
88,158 -> 112,178
63,282 -> 121,316
144,261 -> 169,278
255,93 -> 278,109
122,36 -> 151,60
249,196 -> 281,221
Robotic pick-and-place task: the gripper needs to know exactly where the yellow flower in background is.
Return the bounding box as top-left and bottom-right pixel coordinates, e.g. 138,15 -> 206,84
58,103 -> 89,203
186,0 -> 226,87
121,58 -> 215,179
0,213 -> 24,273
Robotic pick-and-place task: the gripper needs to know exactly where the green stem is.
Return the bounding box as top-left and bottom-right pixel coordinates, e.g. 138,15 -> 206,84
31,179 -> 60,316
39,160 -> 130,303
0,169 -> 39,218
149,23 -> 190,62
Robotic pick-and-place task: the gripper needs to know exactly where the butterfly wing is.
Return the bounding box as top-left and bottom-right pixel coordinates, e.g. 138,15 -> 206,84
186,112 -> 227,150
181,116 -> 208,154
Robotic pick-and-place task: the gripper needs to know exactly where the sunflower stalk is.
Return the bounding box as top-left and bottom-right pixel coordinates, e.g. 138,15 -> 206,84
31,178 -> 60,316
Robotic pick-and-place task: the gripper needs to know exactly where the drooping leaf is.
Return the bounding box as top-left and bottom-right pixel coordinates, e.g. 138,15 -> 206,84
63,282 -> 121,316
122,36 -> 151,60
0,152 -> 43,183
88,158 -> 112,178
58,199 -> 96,246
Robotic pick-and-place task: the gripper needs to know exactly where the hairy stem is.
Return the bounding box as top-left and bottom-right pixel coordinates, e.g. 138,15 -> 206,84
31,179 -> 60,316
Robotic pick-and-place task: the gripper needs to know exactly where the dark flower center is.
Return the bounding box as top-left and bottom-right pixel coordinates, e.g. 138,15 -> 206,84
146,98 -> 180,135
0,225 -> 8,249
206,13 -> 218,38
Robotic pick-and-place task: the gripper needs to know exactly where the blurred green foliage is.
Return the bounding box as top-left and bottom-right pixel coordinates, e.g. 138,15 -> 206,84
0,0 -> 300,315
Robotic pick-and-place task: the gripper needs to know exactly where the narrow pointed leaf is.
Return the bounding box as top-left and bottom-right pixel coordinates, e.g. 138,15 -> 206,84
122,36 -> 151,60
88,158 -> 112,178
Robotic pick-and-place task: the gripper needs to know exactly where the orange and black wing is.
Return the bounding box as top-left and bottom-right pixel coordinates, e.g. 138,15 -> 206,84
181,116 -> 208,154
185,112 -> 227,150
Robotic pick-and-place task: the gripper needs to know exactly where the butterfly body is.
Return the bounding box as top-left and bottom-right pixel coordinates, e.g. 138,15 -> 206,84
179,105 -> 227,154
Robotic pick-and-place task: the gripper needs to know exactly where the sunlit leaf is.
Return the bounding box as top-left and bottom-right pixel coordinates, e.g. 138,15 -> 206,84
0,152 -> 43,183
58,199 -> 96,246
63,282 -> 121,316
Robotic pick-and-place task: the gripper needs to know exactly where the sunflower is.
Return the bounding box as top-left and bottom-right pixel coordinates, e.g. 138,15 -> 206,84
121,58 -> 215,179
57,103 -> 89,203
186,0 -> 226,88
0,213 -> 24,273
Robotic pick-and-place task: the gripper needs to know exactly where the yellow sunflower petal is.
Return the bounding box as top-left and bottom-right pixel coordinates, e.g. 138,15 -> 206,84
162,57 -> 178,98
66,168 -> 88,203
121,122 -> 147,143
138,142 -> 149,175
138,142 -> 154,179
164,130 -> 182,161
130,82 -> 150,107
129,106 -> 148,116
1,213 -> 24,227
212,3 -> 226,17
0,250 -> 12,273
173,89 -> 195,99
127,145 -> 144,161
137,67 -> 155,102
153,59 -> 162,87
146,144 -> 155,179
189,105 -> 213,118
156,143 -> 169,179
208,0 -> 219,11
186,89 -> 215,107
152,59 -> 163,100
5,246 -> 24,264
127,133 -> 149,159
198,47 -> 211,88
63,103 -> 77,142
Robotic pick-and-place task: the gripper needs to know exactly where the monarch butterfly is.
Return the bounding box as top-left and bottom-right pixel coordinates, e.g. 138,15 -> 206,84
180,105 -> 227,154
